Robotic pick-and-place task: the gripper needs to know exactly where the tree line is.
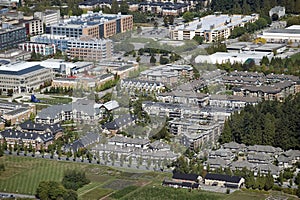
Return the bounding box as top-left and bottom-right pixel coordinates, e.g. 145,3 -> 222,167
220,93 -> 300,150
210,0 -> 300,16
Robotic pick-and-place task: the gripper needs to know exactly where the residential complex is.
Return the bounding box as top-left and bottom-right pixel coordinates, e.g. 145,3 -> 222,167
45,11 -> 133,39
0,62 -> 53,94
170,13 -> 259,42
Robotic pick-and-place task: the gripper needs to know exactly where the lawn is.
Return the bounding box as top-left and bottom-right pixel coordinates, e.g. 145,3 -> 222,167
39,96 -> 72,105
0,156 -> 87,194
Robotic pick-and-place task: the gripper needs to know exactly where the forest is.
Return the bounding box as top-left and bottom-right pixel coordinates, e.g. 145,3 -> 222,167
210,0 -> 300,15
219,93 -> 300,150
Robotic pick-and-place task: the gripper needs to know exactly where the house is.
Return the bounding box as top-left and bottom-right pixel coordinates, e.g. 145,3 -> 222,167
247,145 -> 282,156
256,164 -> 281,178
107,135 -> 150,149
102,114 -> 137,134
230,160 -> 255,171
0,129 -> 54,150
277,150 -> 300,169
205,157 -> 228,171
247,153 -> 273,165
204,173 -> 245,188
209,149 -> 235,162
65,132 -> 100,153
17,121 -> 63,139
222,142 -> 246,153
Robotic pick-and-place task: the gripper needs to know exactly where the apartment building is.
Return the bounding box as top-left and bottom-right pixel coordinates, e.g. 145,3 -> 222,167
170,13 -> 259,42
46,11 -> 133,39
67,37 -> 112,61
0,62 -> 53,94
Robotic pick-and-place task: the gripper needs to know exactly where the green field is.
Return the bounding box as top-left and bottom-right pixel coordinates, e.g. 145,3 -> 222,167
0,155 -> 299,200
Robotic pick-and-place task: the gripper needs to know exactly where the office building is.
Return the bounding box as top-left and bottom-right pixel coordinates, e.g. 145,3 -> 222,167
45,11 -> 133,39
259,25 -> 300,43
0,62 -> 53,94
170,13 -> 259,42
67,36 -> 112,61
34,9 -> 60,26
0,25 -> 27,51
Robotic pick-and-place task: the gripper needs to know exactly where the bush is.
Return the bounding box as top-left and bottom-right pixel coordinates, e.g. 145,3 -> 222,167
62,169 -> 90,191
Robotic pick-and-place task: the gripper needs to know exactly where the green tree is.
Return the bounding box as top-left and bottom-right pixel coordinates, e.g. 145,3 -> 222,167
111,0 -> 119,14
193,35 -> 204,45
119,1 -> 129,14
183,12 -> 194,22
264,172 -> 274,190
62,169 -> 90,191
150,55 -> 156,65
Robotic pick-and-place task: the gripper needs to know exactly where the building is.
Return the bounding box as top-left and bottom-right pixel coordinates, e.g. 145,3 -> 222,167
0,129 -> 54,150
0,49 -> 31,62
121,79 -> 166,94
157,90 -> 209,107
195,51 -> 272,65
269,6 -> 285,20
232,81 -> 298,102
0,101 -> 36,125
34,9 -> 60,26
170,13 -> 259,42
139,64 -> 194,86
259,25 -> 300,43
67,37 -> 112,61
0,62 -> 53,94
35,99 -> 103,124
23,18 -> 44,36
30,34 -> 69,52
102,114 -> 137,134
209,94 -> 260,109
0,25 -> 27,51
46,11 -> 133,39
139,2 -> 189,16
19,42 -> 56,56
204,173 -> 244,188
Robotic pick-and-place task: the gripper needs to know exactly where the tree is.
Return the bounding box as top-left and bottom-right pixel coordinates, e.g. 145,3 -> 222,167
183,12 -> 194,22
36,181 -> 70,200
163,16 -> 169,27
295,172 -> 300,185
264,172 -> 274,190
193,36 -> 204,45
245,172 -> 255,189
0,143 -> 3,157
297,184 -> 300,198
62,169 -> 90,191
119,1 -> 129,14
111,0 -> 119,14
150,55 -> 156,65
159,56 -> 169,65
260,56 -> 269,66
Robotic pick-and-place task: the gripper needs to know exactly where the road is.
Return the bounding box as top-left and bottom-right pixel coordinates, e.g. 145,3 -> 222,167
0,192 -> 36,199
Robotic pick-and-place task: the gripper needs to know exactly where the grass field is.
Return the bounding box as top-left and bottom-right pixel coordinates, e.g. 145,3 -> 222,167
1,155 -> 299,200
0,156 -> 86,194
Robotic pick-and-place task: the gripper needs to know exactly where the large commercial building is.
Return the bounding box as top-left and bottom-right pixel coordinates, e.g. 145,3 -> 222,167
45,11 -> 133,39
259,25 -> 300,43
170,13 -> 259,42
19,42 -> 56,56
67,36 -> 112,61
0,62 -> 53,94
0,25 -> 27,51
30,34 -> 69,52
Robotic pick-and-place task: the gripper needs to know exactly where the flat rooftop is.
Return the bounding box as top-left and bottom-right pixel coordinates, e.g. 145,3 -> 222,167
174,14 -> 257,32
49,12 -> 131,28
264,25 -> 300,34
0,62 -> 46,76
